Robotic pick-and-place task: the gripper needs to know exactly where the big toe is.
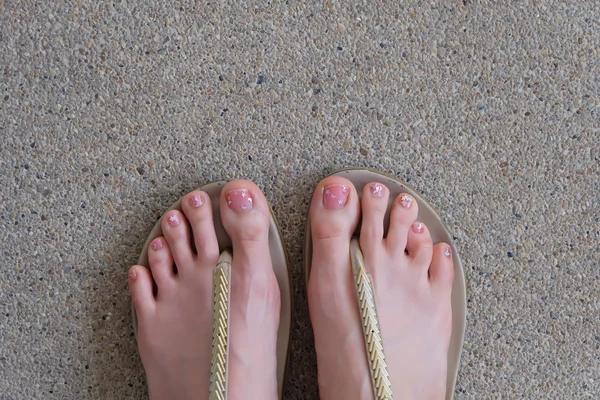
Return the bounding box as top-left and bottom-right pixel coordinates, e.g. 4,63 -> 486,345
307,179 -> 373,399
309,176 -> 360,265
218,180 -> 281,398
220,179 -> 272,269
308,176 -> 361,313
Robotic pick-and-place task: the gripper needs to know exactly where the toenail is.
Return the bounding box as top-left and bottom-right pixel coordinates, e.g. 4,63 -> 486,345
370,183 -> 384,197
399,194 -> 413,208
189,194 -> 204,208
226,188 -> 253,212
444,246 -> 452,257
128,268 -> 137,281
323,184 -> 349,209
412,222 -> 424,233
150,238 -> 163,251
167,213 -> 180,227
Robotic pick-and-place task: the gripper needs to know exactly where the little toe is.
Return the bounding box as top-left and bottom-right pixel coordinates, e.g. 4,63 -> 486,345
359,182 -> 389,252
406,221 -> 434,270
147,237 -> 175,288
161,210 -> 194,272
386,193 -> 419,252
429,243 -> 455,288
128,265 -> 155,317
181,191 -> 219,266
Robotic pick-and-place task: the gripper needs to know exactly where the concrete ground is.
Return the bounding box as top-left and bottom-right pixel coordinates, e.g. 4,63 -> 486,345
1,1 -> 598,398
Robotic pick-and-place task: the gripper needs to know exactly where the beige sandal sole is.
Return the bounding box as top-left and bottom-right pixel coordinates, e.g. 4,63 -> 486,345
304,168 -> 466,400
132,180 -> 292,399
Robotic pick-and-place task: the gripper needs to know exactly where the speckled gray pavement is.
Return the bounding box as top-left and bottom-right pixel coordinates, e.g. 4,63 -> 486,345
1,1 -> 599,399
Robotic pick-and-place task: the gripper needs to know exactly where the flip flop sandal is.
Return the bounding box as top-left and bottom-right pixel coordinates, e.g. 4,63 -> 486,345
304,168 -> 466,400
132,180 -> 292,399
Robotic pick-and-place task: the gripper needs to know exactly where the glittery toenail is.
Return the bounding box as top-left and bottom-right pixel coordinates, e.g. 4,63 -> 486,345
412,222 -> 424,234
226,189 -> 253,212
167,214 -> 180,227
370,183 -> 384,197
399,194 -> 413,208
444,246 -> 452,257
150,238 -> 163,251
189,194 -> 204,208
323,184 -> 349,209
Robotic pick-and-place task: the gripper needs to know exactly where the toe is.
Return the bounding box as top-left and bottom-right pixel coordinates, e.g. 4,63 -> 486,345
385,193 -> 419,252
219,180 -> 281,399
181,191 -> 219,266
147,237 -> 175,287
309,176 -> 360,268
129,265 -> 155,316
406,221 -> 434,269
220,180 -> 271,268
307,177 -> 371,398
359,182 -> 389,252
429,243 -> 455,288
161,210 -> 195,272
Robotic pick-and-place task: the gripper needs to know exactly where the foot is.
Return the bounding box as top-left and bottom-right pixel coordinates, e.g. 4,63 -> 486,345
308,177 -> 454,400
129,180 -> 280,400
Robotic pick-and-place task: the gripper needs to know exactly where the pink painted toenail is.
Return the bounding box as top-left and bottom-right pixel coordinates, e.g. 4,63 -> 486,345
444,246 -> 452,257
412,222 -> 424,234
370,183 -> 384,197
323,184 -> 349,209
226,189 -> 253,212
189,194 -> 204,208
399,194 -> 413,208
167,213 -> 180,227
150,238 -> 163,251
128,269 -> 137,281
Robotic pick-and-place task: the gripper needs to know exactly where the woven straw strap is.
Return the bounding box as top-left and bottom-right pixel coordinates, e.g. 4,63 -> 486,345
209,251 -> 232,400
350,238 -> 393,400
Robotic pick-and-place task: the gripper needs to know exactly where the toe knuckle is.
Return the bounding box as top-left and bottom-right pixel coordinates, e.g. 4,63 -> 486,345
238,222 -> 269,241
312,221 -> 347,239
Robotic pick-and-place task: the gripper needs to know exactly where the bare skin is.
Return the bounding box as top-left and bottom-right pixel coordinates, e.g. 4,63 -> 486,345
128,180 -> 280,400
128,177 -> 452,400
308,177 -> 454,400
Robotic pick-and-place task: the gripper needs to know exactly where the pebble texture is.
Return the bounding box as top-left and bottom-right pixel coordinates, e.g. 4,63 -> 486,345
1,1 -> 599,398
